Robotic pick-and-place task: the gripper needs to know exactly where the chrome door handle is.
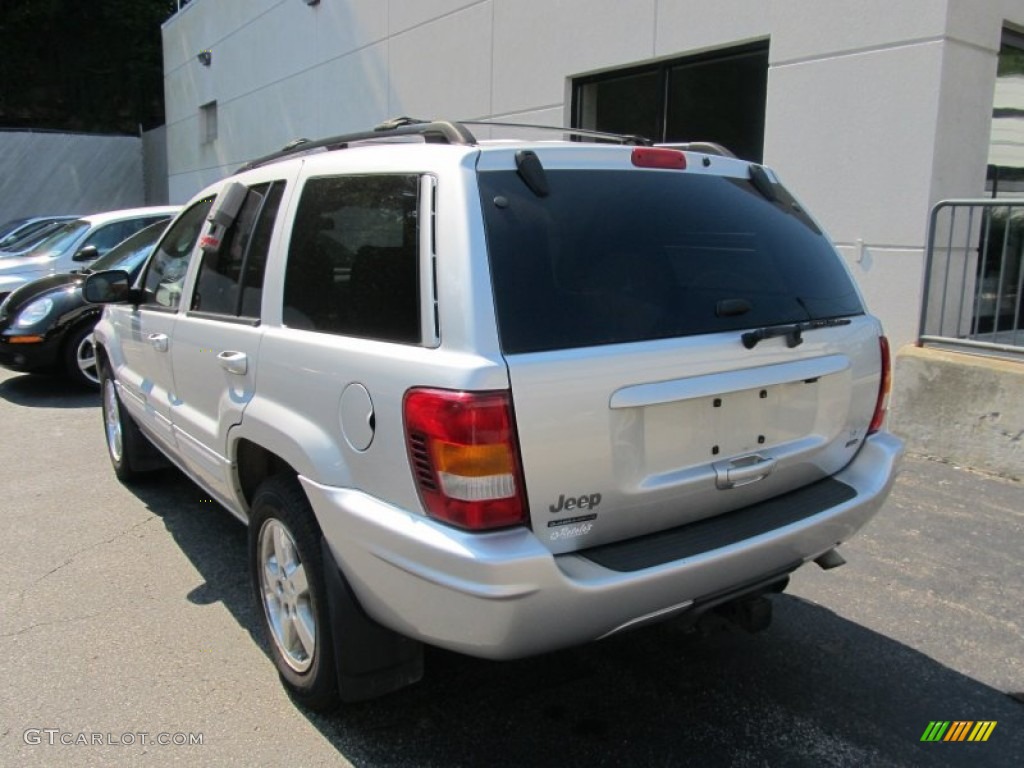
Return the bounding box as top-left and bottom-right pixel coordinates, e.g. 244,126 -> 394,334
217,350 -> 248,375
148,333 -> 169,352
713,454 -> 777,490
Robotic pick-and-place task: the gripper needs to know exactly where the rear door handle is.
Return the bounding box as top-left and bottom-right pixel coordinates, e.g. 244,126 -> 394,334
148,333 -> 168,352
713,454 -> 776,490
217,350 -> 248,375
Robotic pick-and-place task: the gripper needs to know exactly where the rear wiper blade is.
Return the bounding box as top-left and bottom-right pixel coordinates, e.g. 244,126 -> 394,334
741,318 -> 852,349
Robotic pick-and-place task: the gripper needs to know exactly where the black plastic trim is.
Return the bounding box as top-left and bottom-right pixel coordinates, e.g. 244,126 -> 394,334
580,477 -> 857,573
321,538 -> 424,702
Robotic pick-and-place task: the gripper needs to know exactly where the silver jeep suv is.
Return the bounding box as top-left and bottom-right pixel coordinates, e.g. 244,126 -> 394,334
86,119 -> 904,709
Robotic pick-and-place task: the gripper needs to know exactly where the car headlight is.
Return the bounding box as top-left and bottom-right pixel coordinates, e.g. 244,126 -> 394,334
14,297 -> 55,328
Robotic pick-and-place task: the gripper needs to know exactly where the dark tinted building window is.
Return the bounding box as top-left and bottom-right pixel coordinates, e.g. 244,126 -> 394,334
283,174 -> 421,344
574,42 -> 769,161
191,181 -> 284,319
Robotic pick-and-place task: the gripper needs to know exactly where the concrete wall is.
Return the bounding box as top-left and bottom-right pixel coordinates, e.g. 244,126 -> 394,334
142,125 -> 170,205
161,0 -> 1024,350
890,346 -> 1023,480
0,131 -> 145,222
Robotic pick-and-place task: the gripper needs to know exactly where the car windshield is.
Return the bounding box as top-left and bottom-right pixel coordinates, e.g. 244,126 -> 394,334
14,220 -> 90,259
0,217 -> 31,241
88,220 -> 169,274
0,221 -> 68,253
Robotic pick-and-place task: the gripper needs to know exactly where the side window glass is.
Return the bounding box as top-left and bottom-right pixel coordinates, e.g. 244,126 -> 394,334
141,200 -> 214,309
83,221 -> 131,256
283,174 -> 420,344
191,181 -> 284,319
239,182 -> 284,318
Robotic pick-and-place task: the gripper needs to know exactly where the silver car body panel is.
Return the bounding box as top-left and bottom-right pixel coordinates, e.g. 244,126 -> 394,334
304,431 -> 903,659
90,139 -> 904,661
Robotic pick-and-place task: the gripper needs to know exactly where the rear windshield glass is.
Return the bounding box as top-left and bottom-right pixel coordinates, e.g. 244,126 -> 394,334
478,169 -> 863,354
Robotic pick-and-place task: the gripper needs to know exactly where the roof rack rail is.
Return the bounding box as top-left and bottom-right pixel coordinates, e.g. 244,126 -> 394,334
236,118 -> 478,172
655,141 -> 736,158
458,120 -> 652,146
234,117 -> 655,173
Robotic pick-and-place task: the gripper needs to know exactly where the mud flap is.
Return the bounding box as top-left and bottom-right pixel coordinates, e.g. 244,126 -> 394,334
321,538 -> 424,702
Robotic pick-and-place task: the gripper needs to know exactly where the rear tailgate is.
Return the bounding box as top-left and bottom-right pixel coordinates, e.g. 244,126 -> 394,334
505,322 -> 881,554
476,146 -> 882,554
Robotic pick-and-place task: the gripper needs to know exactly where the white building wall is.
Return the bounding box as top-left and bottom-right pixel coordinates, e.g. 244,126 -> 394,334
162,0 -> 1024,349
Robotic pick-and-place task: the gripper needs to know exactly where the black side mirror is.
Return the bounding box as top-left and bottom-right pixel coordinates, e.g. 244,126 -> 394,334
84,270 -> 141,304
73,245 -> 100,262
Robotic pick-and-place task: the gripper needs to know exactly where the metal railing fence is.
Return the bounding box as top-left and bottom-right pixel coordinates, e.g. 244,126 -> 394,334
919,199 -> 1024,359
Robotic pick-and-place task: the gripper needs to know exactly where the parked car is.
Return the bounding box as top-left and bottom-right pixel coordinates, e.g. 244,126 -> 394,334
0,206 -> 179,304
0,215 -> 78,251
0,220 -> 174,387
85,119 -> 903,710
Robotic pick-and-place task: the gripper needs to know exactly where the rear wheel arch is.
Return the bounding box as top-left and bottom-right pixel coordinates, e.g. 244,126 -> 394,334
94,341 -> 111,376
235,439 -> 298,517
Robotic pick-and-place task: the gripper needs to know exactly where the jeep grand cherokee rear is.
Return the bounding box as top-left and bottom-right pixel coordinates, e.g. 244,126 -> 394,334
87,123 -> 903,711
475,147 -> 891,555
311,144 -> 902,685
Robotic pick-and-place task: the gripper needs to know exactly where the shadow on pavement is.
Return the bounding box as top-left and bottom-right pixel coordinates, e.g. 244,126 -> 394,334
125,469 -> 1024,768
0,372 -> 99,408
309,597 -> 1023,768
123,470 -> 261,647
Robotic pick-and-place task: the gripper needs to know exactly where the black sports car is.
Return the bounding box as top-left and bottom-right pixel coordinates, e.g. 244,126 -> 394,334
0,220 -> 170,387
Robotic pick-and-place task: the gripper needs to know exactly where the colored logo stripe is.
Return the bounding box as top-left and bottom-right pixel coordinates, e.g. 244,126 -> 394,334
921,722 -> 950,742
944,721 -> 973,741
968,722 -> 997,742
920,721 -> 997,742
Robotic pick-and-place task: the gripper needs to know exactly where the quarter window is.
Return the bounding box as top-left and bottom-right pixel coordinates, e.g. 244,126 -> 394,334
191,181 -> 284,319
283,174 -> 421,344
141,200 -> 214,309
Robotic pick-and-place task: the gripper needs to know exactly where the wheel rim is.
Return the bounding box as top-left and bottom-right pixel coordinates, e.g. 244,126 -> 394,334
76,332 -> 100,384
103,380 -> 123,463
258,519 -> 315,673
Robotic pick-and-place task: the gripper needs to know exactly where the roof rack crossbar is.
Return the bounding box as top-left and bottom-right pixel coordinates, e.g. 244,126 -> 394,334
459,120 -> 652,146
654,141 -> 736,158
235,118 -> 657,174
237,119 -> 478,172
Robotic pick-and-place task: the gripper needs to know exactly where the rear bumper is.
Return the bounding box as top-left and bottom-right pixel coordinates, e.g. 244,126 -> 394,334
303,431 -> 904,659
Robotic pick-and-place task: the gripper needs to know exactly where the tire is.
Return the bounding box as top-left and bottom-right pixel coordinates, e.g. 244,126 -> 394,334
100,364 -> 160,482
64,323 -> 101,389
249,474 -> 339,711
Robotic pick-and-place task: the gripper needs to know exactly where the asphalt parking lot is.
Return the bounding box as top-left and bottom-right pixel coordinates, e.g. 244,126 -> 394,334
0,367 -> 1021,767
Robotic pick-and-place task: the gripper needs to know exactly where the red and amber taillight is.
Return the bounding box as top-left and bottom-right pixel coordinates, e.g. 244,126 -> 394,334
868,336 -> 892,435
404,388 -> 528,531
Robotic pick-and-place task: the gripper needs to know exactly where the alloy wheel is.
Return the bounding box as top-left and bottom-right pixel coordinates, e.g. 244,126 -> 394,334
103,380 -> 123,463
258,518 -> 316,673
76,333 -> 100,385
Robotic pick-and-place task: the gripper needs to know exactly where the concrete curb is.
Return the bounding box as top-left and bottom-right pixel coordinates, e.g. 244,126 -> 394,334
889,345 -> 1023,481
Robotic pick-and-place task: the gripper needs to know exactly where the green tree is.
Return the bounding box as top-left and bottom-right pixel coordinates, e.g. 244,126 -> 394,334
0,0 -> 177,134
